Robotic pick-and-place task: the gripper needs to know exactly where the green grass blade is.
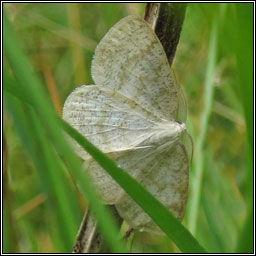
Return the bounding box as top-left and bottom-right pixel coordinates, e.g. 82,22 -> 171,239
4,92 -> 82,251
187,6 -> 220,235
3,8 -> 127,253
61,120 -> 207,253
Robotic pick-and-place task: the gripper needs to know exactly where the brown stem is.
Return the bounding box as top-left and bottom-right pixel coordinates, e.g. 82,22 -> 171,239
72,206 -> 122,253
144,3 -> 187,67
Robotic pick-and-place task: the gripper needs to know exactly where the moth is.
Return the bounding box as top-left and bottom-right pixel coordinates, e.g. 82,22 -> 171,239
63,15 -> 191,234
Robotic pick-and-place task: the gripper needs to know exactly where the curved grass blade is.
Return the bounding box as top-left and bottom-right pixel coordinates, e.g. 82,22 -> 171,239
3,9 -> 126,253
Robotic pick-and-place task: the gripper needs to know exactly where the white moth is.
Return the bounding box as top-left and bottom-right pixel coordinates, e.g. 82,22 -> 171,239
63,15 -> 191,234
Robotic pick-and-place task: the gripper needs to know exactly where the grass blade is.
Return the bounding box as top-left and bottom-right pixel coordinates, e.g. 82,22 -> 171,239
187,6 -> 221,235
3,9 -> 126,253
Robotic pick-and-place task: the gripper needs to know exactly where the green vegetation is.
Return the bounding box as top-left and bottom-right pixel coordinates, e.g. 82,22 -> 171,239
3,3 -> 253,253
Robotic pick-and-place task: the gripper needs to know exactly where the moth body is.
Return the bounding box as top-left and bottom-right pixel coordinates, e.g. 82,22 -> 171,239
137,121 -> 186,151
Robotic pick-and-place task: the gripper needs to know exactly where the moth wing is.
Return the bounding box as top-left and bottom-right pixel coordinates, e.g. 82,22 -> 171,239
83,147 -> 159,204
92,15 -> 181,121
115,142 -> 189,233
62,85 -> 156,160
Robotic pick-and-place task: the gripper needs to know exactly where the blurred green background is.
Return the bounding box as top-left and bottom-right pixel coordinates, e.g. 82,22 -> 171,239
3,3 -> 253,253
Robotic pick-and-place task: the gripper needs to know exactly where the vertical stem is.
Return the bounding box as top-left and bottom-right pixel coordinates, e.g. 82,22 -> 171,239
144,3 -> 187,66
188,13 -> 219,235
66,3 -> 87,86
72,206 -> 123,253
